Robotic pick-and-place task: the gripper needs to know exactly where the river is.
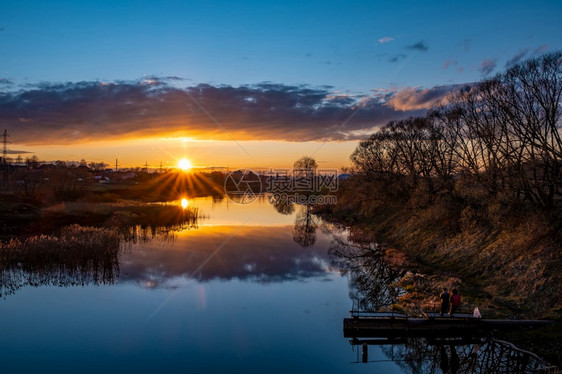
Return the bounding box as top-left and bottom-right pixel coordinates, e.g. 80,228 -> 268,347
0,196 -> 553,373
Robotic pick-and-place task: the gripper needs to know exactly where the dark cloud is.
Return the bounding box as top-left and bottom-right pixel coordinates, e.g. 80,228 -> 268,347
389,54 -> 407,63
405,41 -> 428,52
0,79 -> 433,144
6,149 -> 33,154
479,59 -> 497,76
505,49 -> 529,68
0,78 -> 13,86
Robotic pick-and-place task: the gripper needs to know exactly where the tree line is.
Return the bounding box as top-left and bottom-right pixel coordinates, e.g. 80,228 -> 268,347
351,51 -> 561,211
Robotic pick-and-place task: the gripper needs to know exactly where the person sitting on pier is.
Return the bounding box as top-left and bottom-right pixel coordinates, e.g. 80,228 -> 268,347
440,288 -> 450,316
450,288 -> 461,314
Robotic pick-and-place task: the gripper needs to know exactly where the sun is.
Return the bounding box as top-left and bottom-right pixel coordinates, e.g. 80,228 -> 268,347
178,158 -> 193,171
180,198 -> 189,209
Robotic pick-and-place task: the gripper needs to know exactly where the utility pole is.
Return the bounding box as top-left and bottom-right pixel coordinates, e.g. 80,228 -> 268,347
145,161 -> 148,173
115,158 -> 118,172
160,162 -> 163,173
2,129 -> 10,191
2,129 -> 9,166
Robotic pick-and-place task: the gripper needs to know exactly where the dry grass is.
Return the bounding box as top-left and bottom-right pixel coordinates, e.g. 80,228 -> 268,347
0,225 -> 120,297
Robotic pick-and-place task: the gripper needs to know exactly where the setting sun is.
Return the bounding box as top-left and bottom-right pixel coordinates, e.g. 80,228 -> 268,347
178,158 -> 193,171
180,198 -> 189,209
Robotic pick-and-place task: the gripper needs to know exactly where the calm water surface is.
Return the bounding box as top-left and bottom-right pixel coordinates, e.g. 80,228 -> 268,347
0,196 -> 403,373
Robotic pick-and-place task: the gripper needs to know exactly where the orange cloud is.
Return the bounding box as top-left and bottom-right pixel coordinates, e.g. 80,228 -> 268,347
385,85 -> 464,111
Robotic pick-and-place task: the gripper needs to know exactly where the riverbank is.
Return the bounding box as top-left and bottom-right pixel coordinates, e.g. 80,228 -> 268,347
318,191 -> 562,365
0,195 -> 200,240
318,181 -> 562,318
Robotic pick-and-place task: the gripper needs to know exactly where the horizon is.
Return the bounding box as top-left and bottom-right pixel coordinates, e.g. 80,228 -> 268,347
1,1 -> 561,169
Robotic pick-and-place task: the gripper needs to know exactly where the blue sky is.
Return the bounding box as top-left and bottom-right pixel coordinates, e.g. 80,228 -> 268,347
3,0 -> 560,91
0,0 -> 561,168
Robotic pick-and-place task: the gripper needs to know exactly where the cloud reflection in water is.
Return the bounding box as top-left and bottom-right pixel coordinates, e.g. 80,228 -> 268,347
120,224 -> 334,289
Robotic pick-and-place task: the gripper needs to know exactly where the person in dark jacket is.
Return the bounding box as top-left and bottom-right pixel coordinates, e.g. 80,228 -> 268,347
440,288 -> 450,316
450,288 -> 461,314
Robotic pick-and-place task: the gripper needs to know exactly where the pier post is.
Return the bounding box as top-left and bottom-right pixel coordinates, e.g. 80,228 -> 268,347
362,343 -> 368,363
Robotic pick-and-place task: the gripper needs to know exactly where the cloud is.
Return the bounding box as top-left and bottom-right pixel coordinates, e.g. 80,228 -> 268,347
377,36 -> 394,44
6,149 -> 33,154
0,79 -> 435,145
405,41 -> 428,52
385,84 -> 464,111
0,78 -> 13,86
479,59 -> 497,76
505,49 -> 529,68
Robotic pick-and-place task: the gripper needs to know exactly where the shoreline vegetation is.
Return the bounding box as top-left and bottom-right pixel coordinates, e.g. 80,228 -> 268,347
0,168 -> 211,239
0,169 -> 203,296
317,51 -> 562,319
318,51 -> 562,365
0,198 -> 201,297
0,225 -> 120,297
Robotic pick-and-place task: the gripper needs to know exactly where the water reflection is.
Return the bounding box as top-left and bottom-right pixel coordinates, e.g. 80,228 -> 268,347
0,225 -> 120,297
120,224 -> 332,289
350,336 -> 553,373
0,197 -> 334,296
105,202 -> 199,242
269,196 -> 317,247
271,197 -> 295,215
293,205 -> 318,247
328,234 -> 402,311
330,228 -> 558,371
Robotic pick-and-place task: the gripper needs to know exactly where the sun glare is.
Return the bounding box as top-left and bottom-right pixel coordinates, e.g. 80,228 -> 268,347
178,158 -> 193,171
180,198 -> 189,209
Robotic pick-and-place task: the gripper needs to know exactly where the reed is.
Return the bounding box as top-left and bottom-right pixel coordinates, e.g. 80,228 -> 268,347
0,225 -> 120,297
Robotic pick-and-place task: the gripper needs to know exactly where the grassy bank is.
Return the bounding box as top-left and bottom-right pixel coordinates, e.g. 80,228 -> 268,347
319,182 -> 562,365
318,181 -> 562,319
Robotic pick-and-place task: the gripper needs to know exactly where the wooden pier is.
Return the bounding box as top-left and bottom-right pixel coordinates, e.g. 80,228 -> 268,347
344,312 -> 556,339
343,311 -> 558,369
